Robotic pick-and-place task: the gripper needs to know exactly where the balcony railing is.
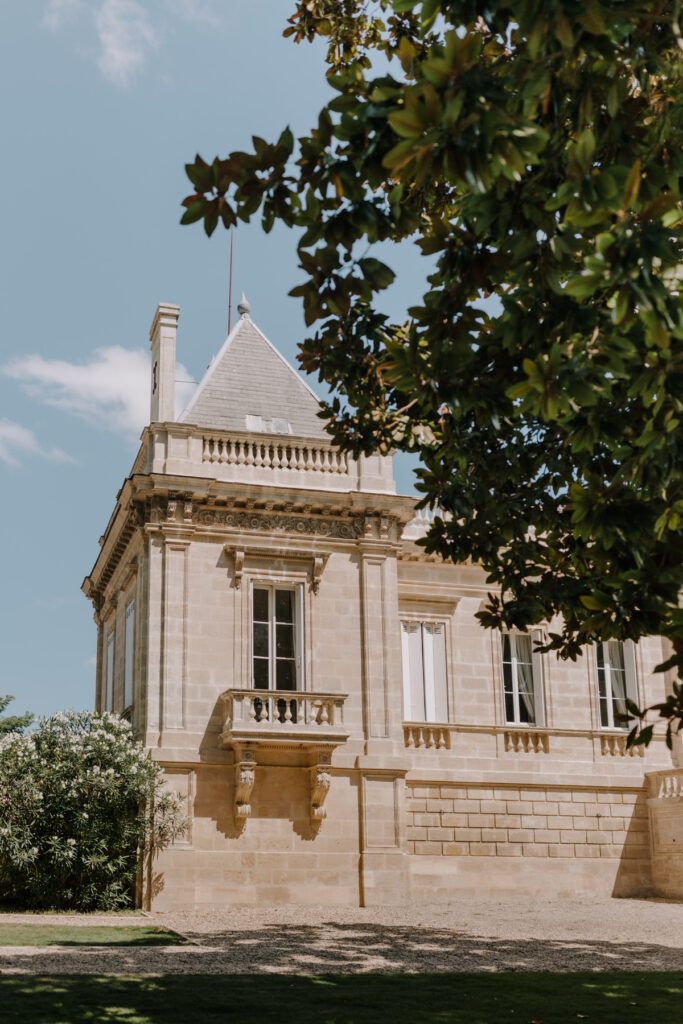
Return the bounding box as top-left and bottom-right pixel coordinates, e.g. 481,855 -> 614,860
219,688 -> 349,749
202,434 -> 349,476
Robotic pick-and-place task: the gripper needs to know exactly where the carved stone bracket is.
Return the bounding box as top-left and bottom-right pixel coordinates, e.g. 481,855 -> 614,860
234,746 -> 256,822
311,554 -> 330,594
310,750 -> 333,824
224,546 -> 245,589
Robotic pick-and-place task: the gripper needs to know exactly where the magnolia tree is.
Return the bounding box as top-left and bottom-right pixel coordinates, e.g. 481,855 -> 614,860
0,712 -> 185,911
181,0 -> 683,747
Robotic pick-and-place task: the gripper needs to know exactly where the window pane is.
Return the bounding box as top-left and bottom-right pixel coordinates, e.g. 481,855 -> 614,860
504,690 -> 515,723
599,697 -> 610,728
501,634 -> 511,664
502,660 -> 514,694
606,640 -> 625,673
276,623 -> 294,659
513,634 -> 533,666
253,622 -> 269,658
253,588 -> 269,622
276,659 -> 295,691
253,658 -> 269,689
275,589 -> 294,623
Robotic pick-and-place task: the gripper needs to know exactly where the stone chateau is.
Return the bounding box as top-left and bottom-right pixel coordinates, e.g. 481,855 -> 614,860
82,299 -> 683,908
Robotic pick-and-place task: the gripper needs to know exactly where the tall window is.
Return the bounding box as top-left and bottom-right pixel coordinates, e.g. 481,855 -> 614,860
401,621 -> 448,722
597,640 -> 637,729
124,598 -> 135,708
251,585 -> 302,690
501,633 -> 544,726
105,630 -> 115,711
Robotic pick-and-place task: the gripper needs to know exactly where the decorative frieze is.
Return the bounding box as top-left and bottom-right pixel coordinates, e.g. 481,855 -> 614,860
195,508 -> 364,539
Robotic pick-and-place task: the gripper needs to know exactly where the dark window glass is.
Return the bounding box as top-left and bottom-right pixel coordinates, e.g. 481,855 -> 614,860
599,697 -> 610,728
501,634 -> 511,663
253,588 -> 269,622
276,623 -> 294,659
253,658 -> 269,689
504,690 -> 515,723
275,589 -> 294,623
276,659 -> 295,691
253,623 -> 269,658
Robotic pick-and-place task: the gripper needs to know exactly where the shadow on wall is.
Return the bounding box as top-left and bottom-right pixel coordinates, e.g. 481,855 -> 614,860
612,790 -> 652,897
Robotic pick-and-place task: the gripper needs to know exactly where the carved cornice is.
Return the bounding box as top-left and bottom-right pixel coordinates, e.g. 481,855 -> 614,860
195,507 -> 365,540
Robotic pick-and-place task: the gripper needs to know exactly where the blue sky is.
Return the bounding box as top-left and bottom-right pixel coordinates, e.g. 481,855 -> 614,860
0,2 -> 425,721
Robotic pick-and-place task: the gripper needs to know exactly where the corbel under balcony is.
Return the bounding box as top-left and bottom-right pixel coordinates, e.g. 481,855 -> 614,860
220,689 -> 349,827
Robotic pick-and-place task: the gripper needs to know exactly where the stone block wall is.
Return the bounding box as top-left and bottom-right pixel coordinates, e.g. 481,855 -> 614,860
406,781 -> 650,896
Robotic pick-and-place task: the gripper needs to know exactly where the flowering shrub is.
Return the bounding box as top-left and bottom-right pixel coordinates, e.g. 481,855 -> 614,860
0,711 -> 185,910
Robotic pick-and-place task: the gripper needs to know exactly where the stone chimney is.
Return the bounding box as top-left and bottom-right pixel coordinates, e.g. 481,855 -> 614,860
149,302 -> 179,423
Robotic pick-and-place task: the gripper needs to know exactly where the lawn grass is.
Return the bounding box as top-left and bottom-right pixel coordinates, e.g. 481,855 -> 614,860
0,972 -> 680,1023
0,924 -> 188,947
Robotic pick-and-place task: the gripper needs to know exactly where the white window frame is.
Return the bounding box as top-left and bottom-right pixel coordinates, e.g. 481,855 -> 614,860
500,631 -> 545,726
123,598 -> 135,709
105,630 -> 115,712
401,620 -> 448,723
596,639 -> 638,730
250,582 -> 304,691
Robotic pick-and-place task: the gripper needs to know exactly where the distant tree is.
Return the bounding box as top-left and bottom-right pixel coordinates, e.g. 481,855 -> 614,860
0,694 -> 33,736
181,1 -> 683,748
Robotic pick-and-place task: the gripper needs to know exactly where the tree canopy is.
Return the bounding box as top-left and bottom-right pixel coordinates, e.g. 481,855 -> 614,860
0,694 -> 33,736
181,1 -> 683,747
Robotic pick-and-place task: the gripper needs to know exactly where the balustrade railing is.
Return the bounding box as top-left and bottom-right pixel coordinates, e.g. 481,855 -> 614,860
221,688 -> 348,740
202,434 -> 348,475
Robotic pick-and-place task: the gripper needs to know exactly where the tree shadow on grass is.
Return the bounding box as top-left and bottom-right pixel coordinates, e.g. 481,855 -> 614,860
0,971 -> 681,1024
0,923 -> 681,973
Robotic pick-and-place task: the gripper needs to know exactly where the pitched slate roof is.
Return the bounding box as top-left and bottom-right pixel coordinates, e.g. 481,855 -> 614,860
178,313 -> 328,439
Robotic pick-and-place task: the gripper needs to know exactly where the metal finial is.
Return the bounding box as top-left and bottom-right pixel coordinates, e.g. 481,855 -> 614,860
237,292 -> 251,318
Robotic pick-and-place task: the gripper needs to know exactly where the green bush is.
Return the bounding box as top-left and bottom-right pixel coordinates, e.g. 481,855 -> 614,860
0,711 -> 185,910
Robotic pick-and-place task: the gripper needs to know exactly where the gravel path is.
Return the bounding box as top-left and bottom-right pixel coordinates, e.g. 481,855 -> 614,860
0,897 -> 681,974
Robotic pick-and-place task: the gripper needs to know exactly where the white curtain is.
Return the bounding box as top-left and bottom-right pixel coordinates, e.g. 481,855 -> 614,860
401,622 -> 425,721
423,623 -> 448,722
514,634 -> 536,724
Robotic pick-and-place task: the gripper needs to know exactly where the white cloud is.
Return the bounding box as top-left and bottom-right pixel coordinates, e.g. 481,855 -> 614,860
3,347 -> 196,436
42,0 -> 221,87
43,0 -> 84,31
95,0 -> 158,87
0,419 -> 73,467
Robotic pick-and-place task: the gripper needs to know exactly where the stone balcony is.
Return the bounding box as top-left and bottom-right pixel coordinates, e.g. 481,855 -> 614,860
219,688 -> 349,827
132,422 -> 395,494
219,688 -> 349,752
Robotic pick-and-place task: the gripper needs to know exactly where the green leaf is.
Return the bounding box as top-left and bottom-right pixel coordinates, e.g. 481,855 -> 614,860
388,108 -> 424,138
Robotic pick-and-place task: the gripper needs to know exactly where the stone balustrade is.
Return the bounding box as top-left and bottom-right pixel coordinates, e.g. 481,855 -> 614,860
600,733 -> 644,757
404,723 -> 451,749
202,434 -> 349,475
648,767 -> 683,799
402,505 -> 449,540
219,688 -> 349,750
136,423 -> 396,493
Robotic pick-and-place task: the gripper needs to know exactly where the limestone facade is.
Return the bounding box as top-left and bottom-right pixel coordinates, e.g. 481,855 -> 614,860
82,302 -> 683,908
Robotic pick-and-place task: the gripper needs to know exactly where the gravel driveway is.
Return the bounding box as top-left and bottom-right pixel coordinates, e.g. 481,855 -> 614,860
0,897 -> 681,974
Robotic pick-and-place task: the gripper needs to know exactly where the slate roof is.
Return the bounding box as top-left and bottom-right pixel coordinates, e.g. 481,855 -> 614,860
178,313 -> 329,439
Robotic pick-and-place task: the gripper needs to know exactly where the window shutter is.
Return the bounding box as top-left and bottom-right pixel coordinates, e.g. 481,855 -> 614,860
531,632 -> 545,726
401,622 -> 425,721
423,623 -> 448,722
623,640 -> 638,707
124,599 -> 135,708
